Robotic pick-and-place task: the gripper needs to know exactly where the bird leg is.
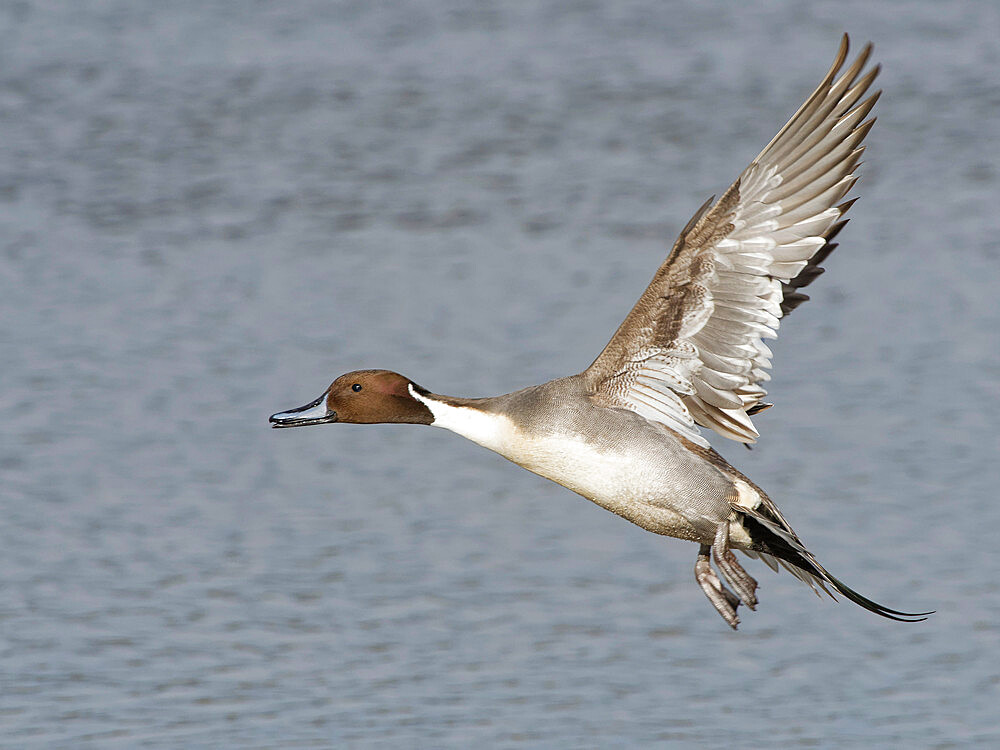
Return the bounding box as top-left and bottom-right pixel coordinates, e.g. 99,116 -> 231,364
695,544 -> 742,629
712,521 -> 758,610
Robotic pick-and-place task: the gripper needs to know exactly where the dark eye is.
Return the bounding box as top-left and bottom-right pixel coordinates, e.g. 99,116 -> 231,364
352,383 -> 362,392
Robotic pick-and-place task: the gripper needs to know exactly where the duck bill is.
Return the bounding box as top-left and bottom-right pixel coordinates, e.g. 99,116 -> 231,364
269,394 -> 338,428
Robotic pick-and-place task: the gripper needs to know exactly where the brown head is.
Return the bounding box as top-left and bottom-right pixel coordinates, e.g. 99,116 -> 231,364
269,369 -> 434,428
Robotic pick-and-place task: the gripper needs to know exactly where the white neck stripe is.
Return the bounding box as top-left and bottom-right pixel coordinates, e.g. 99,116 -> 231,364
408,385 -> 514,453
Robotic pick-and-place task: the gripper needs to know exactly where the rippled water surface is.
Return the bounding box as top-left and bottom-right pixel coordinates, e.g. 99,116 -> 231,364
2,1 -> 999,747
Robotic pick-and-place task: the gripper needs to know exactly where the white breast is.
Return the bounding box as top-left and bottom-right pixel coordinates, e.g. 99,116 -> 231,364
412,387 -> 624,493
411,387 -> 687,521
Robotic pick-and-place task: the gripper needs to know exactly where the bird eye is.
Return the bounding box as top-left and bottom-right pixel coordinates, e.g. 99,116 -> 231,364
352,383 -> 362,392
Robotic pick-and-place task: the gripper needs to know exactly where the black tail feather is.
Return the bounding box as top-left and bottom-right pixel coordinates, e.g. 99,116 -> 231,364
823,573 -> 933,623
740,512 -> 933,623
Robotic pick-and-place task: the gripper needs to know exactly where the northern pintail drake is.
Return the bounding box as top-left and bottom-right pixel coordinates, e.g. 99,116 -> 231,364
271,36 -> 931,629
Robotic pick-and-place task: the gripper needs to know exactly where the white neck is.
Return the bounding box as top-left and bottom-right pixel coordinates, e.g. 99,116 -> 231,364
409,385 -> 515,454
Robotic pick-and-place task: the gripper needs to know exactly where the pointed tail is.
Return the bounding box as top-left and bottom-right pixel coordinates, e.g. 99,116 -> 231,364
739,509 -> 933,623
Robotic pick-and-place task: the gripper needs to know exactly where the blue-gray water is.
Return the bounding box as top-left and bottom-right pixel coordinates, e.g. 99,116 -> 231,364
2,2 -> 999,747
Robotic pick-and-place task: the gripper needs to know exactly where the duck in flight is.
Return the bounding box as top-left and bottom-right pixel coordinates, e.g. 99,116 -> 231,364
271,36 -> 931,629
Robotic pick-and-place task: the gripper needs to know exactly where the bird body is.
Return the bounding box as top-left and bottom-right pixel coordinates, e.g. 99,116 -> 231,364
271,36 -> 931,628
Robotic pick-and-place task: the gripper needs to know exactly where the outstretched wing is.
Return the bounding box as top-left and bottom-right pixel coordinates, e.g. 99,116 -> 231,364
584,35 -> 879,446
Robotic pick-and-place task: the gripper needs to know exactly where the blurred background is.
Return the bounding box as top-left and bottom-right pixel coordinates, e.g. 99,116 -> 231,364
2,1 -> 998,747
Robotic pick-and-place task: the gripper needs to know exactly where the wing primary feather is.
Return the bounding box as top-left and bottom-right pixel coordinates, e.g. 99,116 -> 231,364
754,35 -> 850,163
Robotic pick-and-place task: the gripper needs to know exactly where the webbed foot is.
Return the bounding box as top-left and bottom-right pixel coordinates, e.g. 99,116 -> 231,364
712,521 -> 758,610
695,544 -> 742,629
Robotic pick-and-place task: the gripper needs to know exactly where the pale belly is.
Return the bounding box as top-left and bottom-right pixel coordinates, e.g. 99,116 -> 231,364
500,432 -> 731,543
